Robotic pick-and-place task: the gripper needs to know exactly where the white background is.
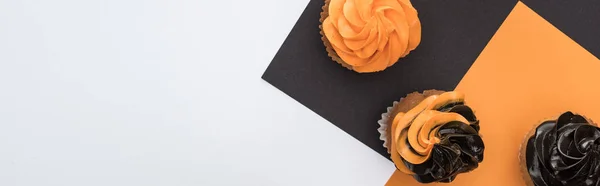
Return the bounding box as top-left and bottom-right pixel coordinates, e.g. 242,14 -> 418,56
0,0 -> 395,185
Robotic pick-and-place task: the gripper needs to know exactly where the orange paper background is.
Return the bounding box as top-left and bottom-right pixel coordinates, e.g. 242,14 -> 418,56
386,2 -> 600,185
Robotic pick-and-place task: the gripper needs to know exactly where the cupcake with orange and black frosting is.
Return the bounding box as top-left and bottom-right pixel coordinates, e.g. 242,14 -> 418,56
519,111 -> 600,186
377,90 -> 484,183
319,0 -> 421,73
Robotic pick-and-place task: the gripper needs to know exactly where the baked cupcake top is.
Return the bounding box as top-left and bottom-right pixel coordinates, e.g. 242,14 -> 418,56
389,91 -> 484,183
524,112 -> 600,186
321,0 -> 421,73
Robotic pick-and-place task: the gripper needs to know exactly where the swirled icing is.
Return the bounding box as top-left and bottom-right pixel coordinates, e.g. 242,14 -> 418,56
389,92 -> 484,183
525,111 -> 600,186
322,0 -> 421,73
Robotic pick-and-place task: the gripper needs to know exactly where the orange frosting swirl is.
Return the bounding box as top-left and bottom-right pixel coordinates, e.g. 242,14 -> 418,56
322,0 -> 421,73
388,92 -> 484,183
390,92 -> 467,171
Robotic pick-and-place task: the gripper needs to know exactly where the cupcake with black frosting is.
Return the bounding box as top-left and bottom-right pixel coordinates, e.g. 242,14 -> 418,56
520,111 -> 600,186
377,90 -> 485,183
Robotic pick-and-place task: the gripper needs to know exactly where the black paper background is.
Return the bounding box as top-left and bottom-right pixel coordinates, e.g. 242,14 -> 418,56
261,0 -> 596,158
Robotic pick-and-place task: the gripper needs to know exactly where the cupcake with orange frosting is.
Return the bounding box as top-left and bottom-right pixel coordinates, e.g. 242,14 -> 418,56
319,0 -> 421,73
377,90 -> 485,183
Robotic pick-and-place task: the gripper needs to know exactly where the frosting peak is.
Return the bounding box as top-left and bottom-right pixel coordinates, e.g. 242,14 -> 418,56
525,112 -> 600,186
390,92 -> 484,183
322,0 -> 421,73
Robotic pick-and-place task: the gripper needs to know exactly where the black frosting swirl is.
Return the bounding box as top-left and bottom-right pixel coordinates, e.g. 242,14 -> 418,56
401,103 -> 485,183
525,112 -> 600,186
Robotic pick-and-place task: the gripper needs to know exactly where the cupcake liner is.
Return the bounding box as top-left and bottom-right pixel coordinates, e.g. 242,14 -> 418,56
518,114 -> 597,186
519,123 -> 538,186
377,100 -> 400,153
319,0 -> 353,70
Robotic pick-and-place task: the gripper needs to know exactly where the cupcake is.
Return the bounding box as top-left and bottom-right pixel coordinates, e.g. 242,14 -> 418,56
520,111 -> 600,186
319,0 -> 421,73
377,90 -> 484,183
